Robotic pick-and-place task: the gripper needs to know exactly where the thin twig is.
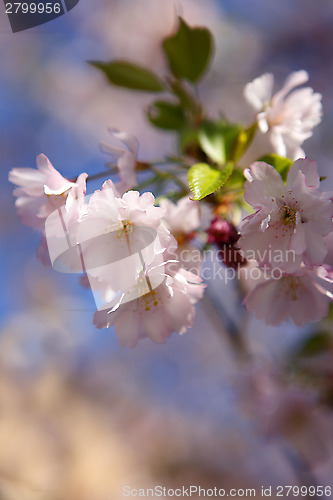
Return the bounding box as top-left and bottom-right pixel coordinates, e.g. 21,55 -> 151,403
86,169 -> 117,183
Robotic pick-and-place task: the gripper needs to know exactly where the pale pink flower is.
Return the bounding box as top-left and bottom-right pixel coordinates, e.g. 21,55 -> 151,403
239,159 -> 333,272
61,172 -> 89,234
244,266 -> 333,326
74,180 -> 171,295
8,154 -> 78,231
159,197 -> 214,275
76,179 -> 168,248
93,255 -> 205,347
43,172 -> 88,271
159,196 -> 205,275
65,172 -> 88,212
244,70 -> 322,159
100,128 -> 139,195
159,197 -> 202,239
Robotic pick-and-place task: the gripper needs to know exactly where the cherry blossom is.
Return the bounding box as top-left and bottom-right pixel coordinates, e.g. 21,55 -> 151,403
159,196 -> 208,274
43,172 -> 88,271
100,128 -> 139,195
76,191 -> 206,345
239,159 -> 333,272
8,154 -> 80,231
93,254 -> 205,347
237,364 -> 329,465
71,180 -> 171,304
244,70 -> 322,159
244,266 -> 333,326
159,196 -> 202,240
76,180 -> 169,253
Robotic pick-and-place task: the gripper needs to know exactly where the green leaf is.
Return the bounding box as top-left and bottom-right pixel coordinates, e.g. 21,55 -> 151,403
163,17 -> 213,83
188,162 -> 233,200
147,101 -> 186,130
224,168 -> 246,190
179,126 -> 201,157
198,121 -> 242,165
89,60 -> 164,92
229,122 -> 258,162
258,154 -> 293,181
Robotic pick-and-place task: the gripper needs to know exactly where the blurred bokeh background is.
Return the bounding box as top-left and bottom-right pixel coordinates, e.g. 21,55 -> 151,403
1,1 -> 333,498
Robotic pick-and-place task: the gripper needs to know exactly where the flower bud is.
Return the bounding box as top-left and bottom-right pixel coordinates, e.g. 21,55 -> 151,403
207,217 -> 239,246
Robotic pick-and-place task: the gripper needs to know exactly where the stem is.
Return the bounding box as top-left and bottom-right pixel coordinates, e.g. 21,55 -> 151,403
150,165 -> 188,192
86,169 -> 117,183
203,276 -> 250,362
134,175 -> 160,191
155,190 -> 188,203
146,156 -> 192,169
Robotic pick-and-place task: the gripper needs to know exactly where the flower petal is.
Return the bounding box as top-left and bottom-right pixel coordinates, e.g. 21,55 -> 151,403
244,73 -> 274,111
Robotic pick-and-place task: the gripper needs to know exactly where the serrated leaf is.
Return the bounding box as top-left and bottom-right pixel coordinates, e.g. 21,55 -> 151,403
258,154 -> 293,181
188,162 -> 233,200
147,101 -> 186,130
89,60 -> 164,92
198,121 -> 242,165
163,17 -> 213,83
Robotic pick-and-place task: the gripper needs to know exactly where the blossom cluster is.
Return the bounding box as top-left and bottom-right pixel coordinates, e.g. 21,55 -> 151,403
9,136 -> 205,346
8,63 -> 333,344
238,158 -> 333,326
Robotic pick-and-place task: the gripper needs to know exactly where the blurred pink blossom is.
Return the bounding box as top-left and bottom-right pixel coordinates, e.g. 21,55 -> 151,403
100,128 -> 139,195
244,266 -> 333,326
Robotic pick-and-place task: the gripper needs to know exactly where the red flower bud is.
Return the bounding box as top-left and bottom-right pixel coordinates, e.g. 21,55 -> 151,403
207,217 -> 239,246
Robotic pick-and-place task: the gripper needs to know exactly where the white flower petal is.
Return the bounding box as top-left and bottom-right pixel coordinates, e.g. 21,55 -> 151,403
244,73 -> 274,111
273,70 -> 309,103
243,162 -> 286,208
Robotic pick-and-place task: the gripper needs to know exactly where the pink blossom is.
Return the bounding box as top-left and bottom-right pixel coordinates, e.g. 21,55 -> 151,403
43,172 -> 88,271
93,256 -> 205,347
244,70 -> 322,159
239,159 -> 333,271
159,196 -> 208,275
76,180 -> 169,250
244,266 -> 333,326
8,154 -> 80,231
74,180 -> 171,297
237,365 -> 329,465
100,128 -> 139,195
159,196 -> 202,239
